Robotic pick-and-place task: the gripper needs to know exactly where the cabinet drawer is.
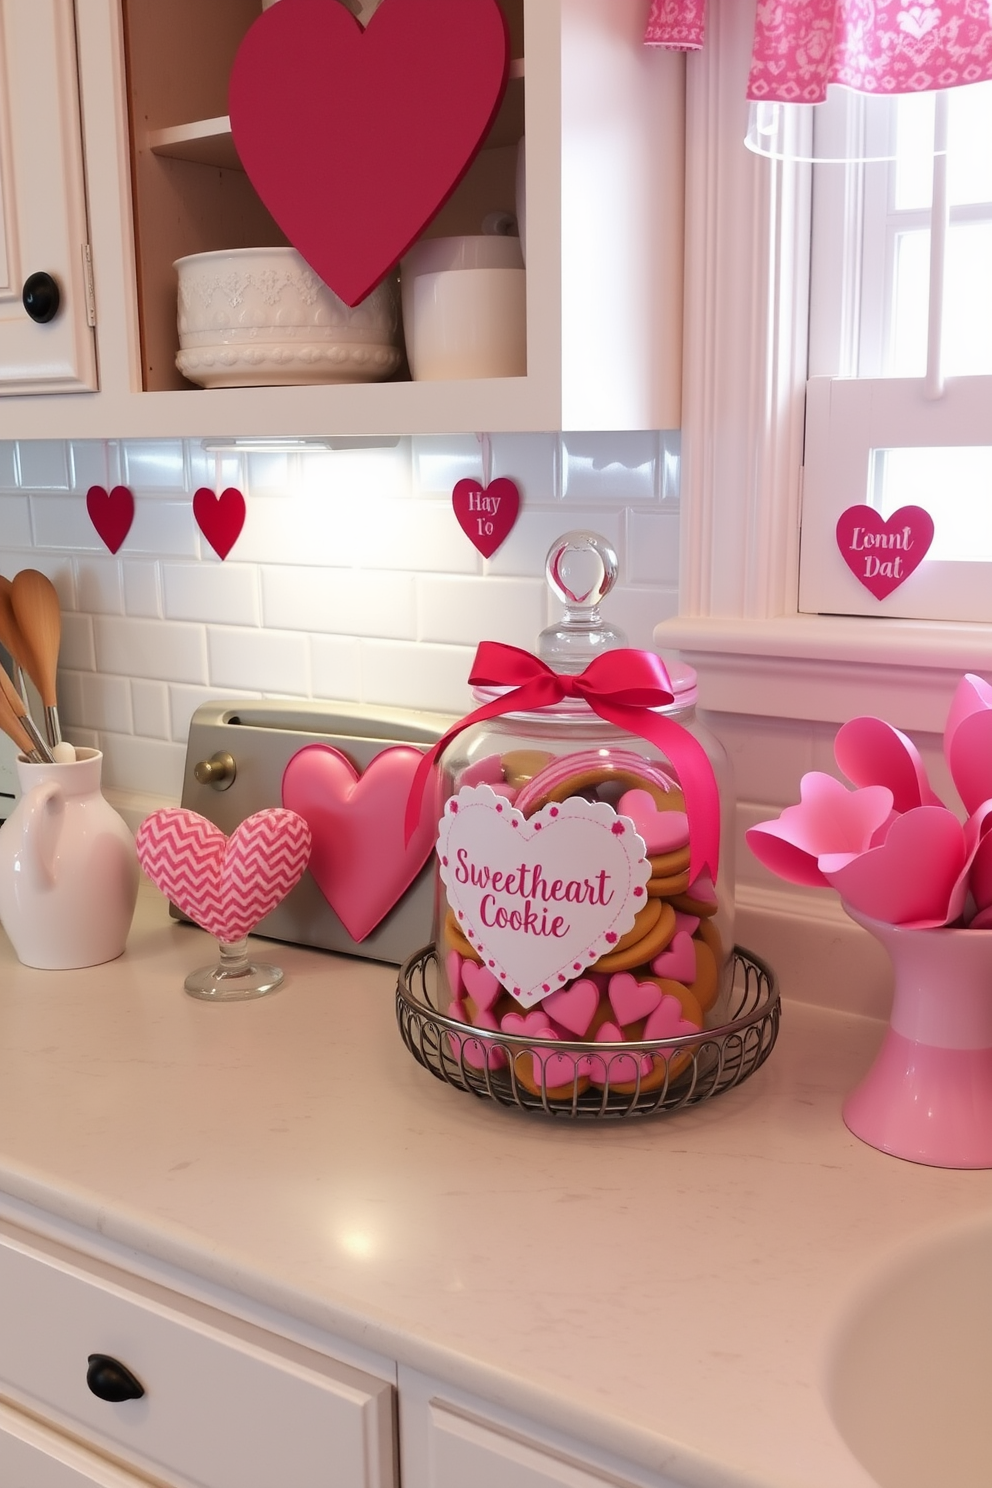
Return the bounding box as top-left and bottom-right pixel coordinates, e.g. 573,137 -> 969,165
0,1231 -> 395,1488
0,1400 -> 154,1487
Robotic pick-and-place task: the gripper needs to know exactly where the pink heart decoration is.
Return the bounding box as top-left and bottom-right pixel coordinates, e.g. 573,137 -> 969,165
530,1049 -> 595,1088
617,790 -> 689,854
193,487 -> 246,560
590,1022 -> 652,1086
136,807 -> 311,942
651,931 -> 697,984
540,979 -> 600,1037
462,961 -> 502,1012
835,504 -> 934,600
501,1009 -> 557,1038
86,484 -> 134,554
452,478 -> 520,559
447,1002 -> 506,1070
608,973 -> 663,1026
823,805 -> 968,928
945,676 -> 992,816
834,716 -> 942,813
644,995 -> 701,1042
747,773 -> 894,888
282,743 -> 436,942
229,0 -> 510,307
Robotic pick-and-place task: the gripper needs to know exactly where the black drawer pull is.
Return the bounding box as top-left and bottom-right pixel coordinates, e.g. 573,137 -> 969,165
86,1354 -> 145,1402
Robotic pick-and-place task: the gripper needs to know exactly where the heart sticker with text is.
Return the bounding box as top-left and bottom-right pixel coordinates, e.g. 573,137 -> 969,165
452,477 -> 520,558
86,485 -> 134,554
229,0 -> 510,306
193,487 -> 246,560
836,504 -> 934,600
437,785 -> 651,1007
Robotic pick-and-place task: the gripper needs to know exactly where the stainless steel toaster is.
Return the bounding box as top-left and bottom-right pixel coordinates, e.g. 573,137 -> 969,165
178,699 -> 453,964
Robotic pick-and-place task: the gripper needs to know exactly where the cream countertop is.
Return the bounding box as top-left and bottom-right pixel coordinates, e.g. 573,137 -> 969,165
0,883 -> 988,1488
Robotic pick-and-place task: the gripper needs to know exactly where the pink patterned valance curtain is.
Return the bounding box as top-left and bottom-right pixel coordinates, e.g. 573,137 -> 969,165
645,1 -> 992,102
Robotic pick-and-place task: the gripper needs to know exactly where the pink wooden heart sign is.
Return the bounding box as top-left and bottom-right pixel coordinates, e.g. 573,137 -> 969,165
438,785 -> 651,1007
451,477 -> 520,558
193,487 -> 246,560
86,484 -> 134,554
136,807 -> 312,943
281,742 -> 437,942
229,0 -> 510,307
836,504 -> 934,600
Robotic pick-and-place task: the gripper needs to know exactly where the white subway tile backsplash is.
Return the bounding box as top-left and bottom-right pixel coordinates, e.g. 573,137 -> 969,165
100,732 -> 186,799
310,634 -> 362,702
57,670 -> 85,729
0,497 -> 33,549
95,615 -> 207,684
122,560 -> 163,618
360,639 -> 473,714
186,445 -> 244,495
69,441 -> 120,493
206,625 -> 309,694
122,439 -> 186,491
163,563 -> 260,626
79,673 -> 133,735
417,574 -> 544,650
489,433 -> 560,502
0,442 -> 18,490
216,493 -> 356,567
562,432 -> 660,503
30,494 -> 105,552
16,440 -> 68,490
75,559 -> 124,616
601,585 -> 679,651
411,434 -> 481,496
131,679 -> 171,741
352,500 -> 481,573
129,499 -> 201,558
60,613 -> 96,672
297,441 -> 411,500
491,508 -> 623,579
261,565 -> 416,638
626,509 -> 681,587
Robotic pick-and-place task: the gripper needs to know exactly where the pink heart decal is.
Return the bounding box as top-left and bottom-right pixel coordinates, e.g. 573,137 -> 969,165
86,484 -> 134,554
282,743 -> 436,942
651,931 -> 696,984
136,807 -> 311,943
193,487 -> 246,560
835,505 -> 934,600
823,805 -> 967,928
617,790 -> 689,854
608,973 -> 663,1026
462,961 -> 502,1011
541,979 -> 600,1037
229,0 -> 510,307
452,478 -> 520,559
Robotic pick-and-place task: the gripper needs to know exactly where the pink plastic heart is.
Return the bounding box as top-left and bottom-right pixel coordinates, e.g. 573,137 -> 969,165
281,742 -> 437,942
616,789 -> 690,853
540,979 -> 600,1036
608,973 -> 663,1026
651,930 -> 696,983
451,478 -> 520,559
136,807 -> 311,942
835,504 -> 934,600
462,961 -> 502,1012
823,806 -> 968,928
192,487 -> 246,560
86,485 -> 134,554
746,773 -> 894,888
229,0 -> 509,306
834,716 -> 942,813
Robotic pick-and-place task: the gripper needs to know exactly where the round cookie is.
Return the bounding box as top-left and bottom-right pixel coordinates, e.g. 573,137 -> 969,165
648,845 -> 691,877
670,889 -> 719,918
646,868 -> 692,898
501,749 -> 555,787
695,914 -> 724,966
592,901 -> 676,973
608,897 -> 662,955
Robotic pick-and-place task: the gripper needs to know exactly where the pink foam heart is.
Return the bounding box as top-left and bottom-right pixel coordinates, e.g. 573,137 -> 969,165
541,979 -> 600,1036
747,772 -> 894,887
86,484 -> 134,554
644,994 -> 701,1042
824,805 -> 968,928
230,0 -> 510,307
608,973 -> 663,1026
617,790 -> 689,854
452,478 -> 520,559
193,487 -> 246,560
590,1022 -> 652,1086
835,504 -> 933,600
136,807 -> 311,943
834,716 -> 942,813
462,961 -> 502,1011
282,742 -> 436,942
651,931 -> 696,983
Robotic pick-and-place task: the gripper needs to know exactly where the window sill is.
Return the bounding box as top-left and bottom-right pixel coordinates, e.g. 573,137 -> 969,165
654,613 -> 992,732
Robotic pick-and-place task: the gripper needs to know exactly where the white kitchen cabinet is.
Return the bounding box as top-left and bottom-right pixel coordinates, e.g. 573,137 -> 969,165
1,0 -> 684,438
0,1401 -> 156,1487
0,0 -> 97,394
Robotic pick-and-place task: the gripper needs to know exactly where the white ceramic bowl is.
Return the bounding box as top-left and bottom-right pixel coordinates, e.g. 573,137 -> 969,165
174,247 -> 401,388
406,267 -> 527,381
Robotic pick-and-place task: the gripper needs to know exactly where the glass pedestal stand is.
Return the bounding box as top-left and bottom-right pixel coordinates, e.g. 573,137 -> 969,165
184,936 -> 284,1001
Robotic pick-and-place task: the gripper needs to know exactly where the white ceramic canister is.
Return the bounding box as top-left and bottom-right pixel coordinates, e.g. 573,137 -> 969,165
0,749 -> 139,969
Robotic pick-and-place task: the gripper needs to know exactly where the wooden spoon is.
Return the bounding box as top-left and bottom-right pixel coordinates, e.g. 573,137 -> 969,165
0,575 -> 31,710
10,569 -> 63,748
0,665 -> 42,762
0,662 -> 54,762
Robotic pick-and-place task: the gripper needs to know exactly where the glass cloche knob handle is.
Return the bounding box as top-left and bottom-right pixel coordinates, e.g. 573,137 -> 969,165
538,531 -> 627,673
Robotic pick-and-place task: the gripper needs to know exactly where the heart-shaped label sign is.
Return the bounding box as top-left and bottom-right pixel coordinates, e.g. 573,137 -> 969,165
136,807 -> 312,942
452,477 -> 520,558
86,484 -> 134,554
282,742 -> 437,942
438,785 -> 651,1007
229,0 -> 510,307
193,487 -> 246,560
835,505 -> 934,600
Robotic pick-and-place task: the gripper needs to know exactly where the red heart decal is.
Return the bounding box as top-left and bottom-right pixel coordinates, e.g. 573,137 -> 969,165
835,505 -> 934,600
281,743 -> 437,942
452,478 -> 520,558
229,0 -> 510,307
86,485 -> 134,554
193,487 -> 246,560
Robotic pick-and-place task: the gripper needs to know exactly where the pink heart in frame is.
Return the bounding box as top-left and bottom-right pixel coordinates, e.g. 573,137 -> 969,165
193,487 -> 246,560
452,478 -> 520,559
86,484 -> 134,554
835,504 -> 934,601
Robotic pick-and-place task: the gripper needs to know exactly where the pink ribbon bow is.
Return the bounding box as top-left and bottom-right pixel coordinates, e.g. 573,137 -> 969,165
404,642 -> 721,884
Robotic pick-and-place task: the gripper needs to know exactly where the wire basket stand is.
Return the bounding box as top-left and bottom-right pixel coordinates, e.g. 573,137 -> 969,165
396,945 -> 780,1119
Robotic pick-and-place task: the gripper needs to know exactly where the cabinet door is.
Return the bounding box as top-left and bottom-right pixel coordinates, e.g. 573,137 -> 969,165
0,1401 -> 154,1487
0,0 -> 97,393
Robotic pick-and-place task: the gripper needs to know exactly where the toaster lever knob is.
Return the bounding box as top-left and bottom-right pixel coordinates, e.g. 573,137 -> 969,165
194,751 -> 237,790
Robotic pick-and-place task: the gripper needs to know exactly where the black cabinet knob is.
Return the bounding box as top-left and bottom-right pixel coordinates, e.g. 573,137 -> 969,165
86,1354 -> 145,1402
22,271 -> 61,324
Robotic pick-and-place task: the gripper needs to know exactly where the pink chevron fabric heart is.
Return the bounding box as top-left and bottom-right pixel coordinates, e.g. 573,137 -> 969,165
282,742 -> 436,942
136,808 -> 311,942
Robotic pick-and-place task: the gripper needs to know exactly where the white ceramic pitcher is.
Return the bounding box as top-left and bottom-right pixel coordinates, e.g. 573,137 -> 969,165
0,749 -> 138,969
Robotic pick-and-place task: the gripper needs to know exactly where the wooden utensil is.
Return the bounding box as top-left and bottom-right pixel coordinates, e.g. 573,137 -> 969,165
0,662 -> 54,762
10,569 -> 63,748
0,666 -> 43,762
0,575 -> 31,711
